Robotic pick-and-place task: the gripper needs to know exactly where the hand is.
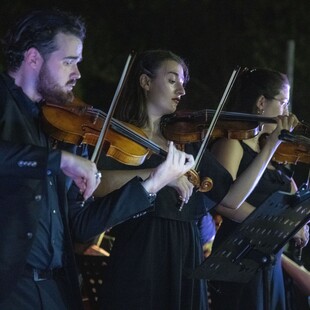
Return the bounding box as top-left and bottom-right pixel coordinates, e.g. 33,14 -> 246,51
60,151 -> 101,200
268,113 -> 299,144
293,224 -> 309,248
168,175 -> 194,204
142,142 -> 194,194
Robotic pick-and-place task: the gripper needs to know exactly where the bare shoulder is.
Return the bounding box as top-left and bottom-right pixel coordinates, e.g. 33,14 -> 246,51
211,138 -> 243,158
210,138 -> 244,178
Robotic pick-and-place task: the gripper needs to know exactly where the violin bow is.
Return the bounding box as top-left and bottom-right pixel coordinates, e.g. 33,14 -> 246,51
90,51 -> 135,247
91,51 -> 136,163
178,67 -> 241,211
194,66 -> 241,190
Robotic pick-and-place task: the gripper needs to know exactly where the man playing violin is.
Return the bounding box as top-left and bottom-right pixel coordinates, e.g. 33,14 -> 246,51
0,9 -> 194,310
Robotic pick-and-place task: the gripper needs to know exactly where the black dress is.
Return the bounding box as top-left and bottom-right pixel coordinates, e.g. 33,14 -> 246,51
210,141 -> 292,310
98,143 -> 233,310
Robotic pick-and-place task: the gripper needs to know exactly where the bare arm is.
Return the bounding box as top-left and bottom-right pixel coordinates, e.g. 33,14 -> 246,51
282,254 -> 310,295
215,201 -> 255,223
211,115 -> 298,210
211,136 -> 281,210
215,178 -> 298,223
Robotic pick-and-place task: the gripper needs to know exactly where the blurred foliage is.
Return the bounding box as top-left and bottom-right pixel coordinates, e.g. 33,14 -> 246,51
0,1 -> 309,164
1,0 -> 310,170
1,0 -> 310,114
0,0 -> 309,269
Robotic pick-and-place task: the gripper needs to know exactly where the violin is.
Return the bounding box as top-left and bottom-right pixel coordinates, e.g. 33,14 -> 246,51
160,109 -> 279,143
162,109 -> 310,166
42,100 -> 167,166
42,101 -> 207,191
257,121 -> 310,165
271,128 -> 310,165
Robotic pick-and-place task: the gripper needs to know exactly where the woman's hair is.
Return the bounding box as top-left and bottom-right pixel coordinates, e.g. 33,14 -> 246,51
2,9 -> 86,72
116,49 -> 189,127
228,68 -> 289,113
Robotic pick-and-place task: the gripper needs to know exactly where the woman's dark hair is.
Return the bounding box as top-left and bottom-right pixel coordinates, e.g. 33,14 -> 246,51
2,9 -> 86,71
116,49 -> 189,127
228,68 -> 289,114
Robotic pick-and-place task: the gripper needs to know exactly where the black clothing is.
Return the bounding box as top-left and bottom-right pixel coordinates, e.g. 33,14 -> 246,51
0,72 -> 155,309
210,141 -> 292,310
99,143 -> 233,310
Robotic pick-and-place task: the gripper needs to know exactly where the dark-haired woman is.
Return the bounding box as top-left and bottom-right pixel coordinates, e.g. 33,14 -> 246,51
96,57 -> 298,310
209,68 -> 307,310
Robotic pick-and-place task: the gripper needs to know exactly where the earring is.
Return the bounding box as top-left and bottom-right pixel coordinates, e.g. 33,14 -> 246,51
257,108 -> 264,115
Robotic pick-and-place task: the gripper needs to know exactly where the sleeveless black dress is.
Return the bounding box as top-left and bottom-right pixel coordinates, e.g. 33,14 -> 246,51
210,141 -> 292,310
98,143 -> 233,310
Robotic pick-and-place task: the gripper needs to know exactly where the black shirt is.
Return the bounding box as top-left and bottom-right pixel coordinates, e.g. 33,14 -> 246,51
3,74 -> 65,269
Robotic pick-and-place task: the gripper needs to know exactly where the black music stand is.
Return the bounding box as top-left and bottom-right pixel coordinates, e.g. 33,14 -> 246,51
193,185 -> 310,310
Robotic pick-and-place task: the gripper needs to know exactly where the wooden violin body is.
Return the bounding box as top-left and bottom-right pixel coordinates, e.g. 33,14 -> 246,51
160,109 -> 278,143
273,124 -> 310,164
42,103 -> 152,166
272,142 -> 310,165
260,122 -> 310,165
162,110 -> 310,166
41,102 -> 213,192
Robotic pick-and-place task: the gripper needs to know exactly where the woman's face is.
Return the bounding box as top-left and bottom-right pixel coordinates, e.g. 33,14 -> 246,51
146,60 -> 186,116
260,83 -> 290,133
262,84 -> 290,117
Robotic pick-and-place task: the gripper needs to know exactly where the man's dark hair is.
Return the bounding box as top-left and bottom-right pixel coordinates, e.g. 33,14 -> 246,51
2,9 -> 86,71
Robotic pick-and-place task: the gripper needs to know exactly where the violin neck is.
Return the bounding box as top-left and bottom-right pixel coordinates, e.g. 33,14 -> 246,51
110,119 -> 167,158
207,109 -> 277,123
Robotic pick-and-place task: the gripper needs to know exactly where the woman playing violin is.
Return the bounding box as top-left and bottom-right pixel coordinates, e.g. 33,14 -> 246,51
209,68 -> 308,310
95,51 -> 297,310
96,50 -> 234,310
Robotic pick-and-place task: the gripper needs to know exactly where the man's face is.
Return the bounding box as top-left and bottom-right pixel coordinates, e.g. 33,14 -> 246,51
37,32 -> 83,105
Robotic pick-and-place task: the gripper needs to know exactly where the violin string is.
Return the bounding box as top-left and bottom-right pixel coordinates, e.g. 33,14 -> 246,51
91,52 -> 134,164
280,131 -> 310,147
81,106 -> 167,157
198,109 -> 277,124
110,120 -> 167,157
295,135 -> 310,144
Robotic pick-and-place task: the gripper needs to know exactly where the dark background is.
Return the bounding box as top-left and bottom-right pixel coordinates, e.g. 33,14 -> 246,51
1,0 -> 310,267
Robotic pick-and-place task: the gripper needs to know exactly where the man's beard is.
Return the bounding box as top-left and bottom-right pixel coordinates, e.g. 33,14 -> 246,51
37,64 -> 74,106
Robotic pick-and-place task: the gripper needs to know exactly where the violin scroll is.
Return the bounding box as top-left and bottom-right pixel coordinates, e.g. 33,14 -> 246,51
199,176 -> 213,192
185,169 -> 213,192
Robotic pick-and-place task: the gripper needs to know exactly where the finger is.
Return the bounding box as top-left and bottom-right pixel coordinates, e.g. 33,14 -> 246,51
184,181 -> 194,202
182,183 -> 195,203
74,177 -> 87,194
277,115 -> 288,130
83,170 -> 101,200
175,150 -> 194,173
168,143 -> 189,173
166,141 -> 176,164
184,154 -> 195,170
288,113 -> 299,129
